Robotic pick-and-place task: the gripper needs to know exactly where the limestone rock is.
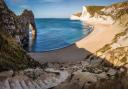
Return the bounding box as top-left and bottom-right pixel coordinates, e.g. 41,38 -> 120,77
107,68 -> 117,76
0,0 -> 36,50
73,71 -> 97,84
96,72 -> 108,79
0,0 -> 40,72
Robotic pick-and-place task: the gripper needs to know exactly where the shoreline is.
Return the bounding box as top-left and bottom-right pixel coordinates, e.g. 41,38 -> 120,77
29,22 -> 125,63
28,25 -> 93,53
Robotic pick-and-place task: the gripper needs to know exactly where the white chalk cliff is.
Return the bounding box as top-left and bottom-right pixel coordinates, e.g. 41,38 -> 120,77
80,6 -> 92,21
71,6 -> 115,24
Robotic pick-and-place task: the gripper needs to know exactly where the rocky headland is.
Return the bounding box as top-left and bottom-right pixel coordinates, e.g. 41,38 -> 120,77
0,0 -> 36,50
0,0 -> 39,72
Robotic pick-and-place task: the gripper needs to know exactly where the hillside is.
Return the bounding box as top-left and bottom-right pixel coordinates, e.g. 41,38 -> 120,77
98,2 -> 128,25
86,6 -> 105,16
0,31 -> 40,72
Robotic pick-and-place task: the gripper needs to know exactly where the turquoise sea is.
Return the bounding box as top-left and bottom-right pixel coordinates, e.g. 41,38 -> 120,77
29,18 -> 92,52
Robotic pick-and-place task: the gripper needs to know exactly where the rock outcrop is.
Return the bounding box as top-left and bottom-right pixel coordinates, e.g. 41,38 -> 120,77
0,0 -> 36,50
97,28 -> 128,67
80,6 -> 105,21
0,0 -> 39,72
17,9 -> 36,50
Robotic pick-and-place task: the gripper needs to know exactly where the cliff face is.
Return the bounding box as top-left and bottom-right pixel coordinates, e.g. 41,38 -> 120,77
94,2 -> 128,67
80,6 -> 105,21
80,6 -> 115,24
71,2 -> 128,25
0,0 -> 39,72
0,0 -> 36,50
97,28 -> 128,67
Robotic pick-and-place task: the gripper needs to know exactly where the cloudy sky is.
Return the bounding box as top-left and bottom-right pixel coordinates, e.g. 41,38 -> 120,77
5,0 -> 122,18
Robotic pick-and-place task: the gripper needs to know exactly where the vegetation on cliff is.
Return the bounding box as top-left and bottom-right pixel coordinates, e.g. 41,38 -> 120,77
86,6 -> 105,16
0,31 -> 40,72
98,2 -> 128,23
72,12 -> 82,17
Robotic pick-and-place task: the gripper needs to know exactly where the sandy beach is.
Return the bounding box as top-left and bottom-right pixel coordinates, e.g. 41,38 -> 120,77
76,22 -> 125,53
29,23 -> 125,63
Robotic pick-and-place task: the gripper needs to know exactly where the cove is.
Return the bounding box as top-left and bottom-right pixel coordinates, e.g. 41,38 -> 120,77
29,18 -> 92,52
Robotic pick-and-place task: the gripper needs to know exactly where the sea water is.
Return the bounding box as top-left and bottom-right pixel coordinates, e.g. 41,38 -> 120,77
29,18 -> 92,52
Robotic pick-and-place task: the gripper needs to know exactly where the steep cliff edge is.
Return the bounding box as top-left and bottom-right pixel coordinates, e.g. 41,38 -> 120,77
0,0 -> 39,72
71,2 -> 128,25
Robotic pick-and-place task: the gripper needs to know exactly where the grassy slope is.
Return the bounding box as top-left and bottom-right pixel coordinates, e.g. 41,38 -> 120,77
99,2 -> 128,19
86,6 -> 105,16
72,12 -> 82,17
0,31 -> 41,72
